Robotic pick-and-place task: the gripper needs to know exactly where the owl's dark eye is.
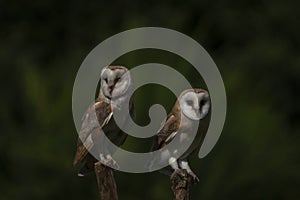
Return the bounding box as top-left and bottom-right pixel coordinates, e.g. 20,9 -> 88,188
104,78 -> 108,83
186,100 -> 193,106
199,99 -> 206,107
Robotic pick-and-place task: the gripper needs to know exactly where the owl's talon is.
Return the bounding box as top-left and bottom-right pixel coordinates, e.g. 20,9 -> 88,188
171,169 -> 186,180
170,169 -> 200,184
188,171 -> 200,184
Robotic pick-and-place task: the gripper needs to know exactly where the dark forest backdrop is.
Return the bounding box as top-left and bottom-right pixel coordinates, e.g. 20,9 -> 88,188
0,0 -> 299,199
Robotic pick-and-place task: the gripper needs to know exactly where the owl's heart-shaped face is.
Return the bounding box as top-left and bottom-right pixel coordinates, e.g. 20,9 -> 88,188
180,89 -> 210,120
100,66 -> 131,99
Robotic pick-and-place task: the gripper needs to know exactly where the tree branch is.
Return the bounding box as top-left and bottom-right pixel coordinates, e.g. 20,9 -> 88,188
94,162 -> 118,200
171,169 -> 193,200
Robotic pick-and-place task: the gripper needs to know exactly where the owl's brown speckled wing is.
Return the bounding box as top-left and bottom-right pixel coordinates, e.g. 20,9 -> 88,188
73,98 -> 112,167
152,114 -> 180,150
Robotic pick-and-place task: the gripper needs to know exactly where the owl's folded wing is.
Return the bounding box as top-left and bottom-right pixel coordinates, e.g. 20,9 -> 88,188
73,98 -> 112,166
154,114 -> 180,150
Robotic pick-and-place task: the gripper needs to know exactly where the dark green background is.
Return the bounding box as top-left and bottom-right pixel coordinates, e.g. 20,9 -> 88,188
1,0 -> 299,199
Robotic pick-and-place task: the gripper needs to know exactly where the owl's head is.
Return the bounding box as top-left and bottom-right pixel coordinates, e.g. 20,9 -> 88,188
179,89 -> 210,120
100,66 -> 132,99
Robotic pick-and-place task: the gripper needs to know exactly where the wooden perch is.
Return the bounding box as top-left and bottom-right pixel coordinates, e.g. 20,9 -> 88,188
171,169 -> 194,200
94,162 -> 118,200
93,162 -> 194,200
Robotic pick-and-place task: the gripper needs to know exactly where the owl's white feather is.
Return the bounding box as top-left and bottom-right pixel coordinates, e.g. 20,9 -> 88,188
100,66 -> 132,101
180,91 -> 210,120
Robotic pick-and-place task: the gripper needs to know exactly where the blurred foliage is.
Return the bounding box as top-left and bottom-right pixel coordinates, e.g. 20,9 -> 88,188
0,0 -> 299,199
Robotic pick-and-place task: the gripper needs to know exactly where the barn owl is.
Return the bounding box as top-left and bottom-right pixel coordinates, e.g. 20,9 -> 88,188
150,89 -> 210,182
73,66 -> 134,176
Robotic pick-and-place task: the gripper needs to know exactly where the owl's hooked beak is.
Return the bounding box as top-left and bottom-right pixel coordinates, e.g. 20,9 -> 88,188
103,77 -> 116,96
108,85 -> 114,94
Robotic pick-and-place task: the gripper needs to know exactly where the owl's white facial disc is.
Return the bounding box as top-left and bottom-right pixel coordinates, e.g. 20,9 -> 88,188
180,91 -> 210,120
100,67 -> 131,99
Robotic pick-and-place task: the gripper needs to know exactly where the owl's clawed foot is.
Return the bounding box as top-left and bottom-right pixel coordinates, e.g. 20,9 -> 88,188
188,171 -> 200,184
172,169 -> 185,178
99,154 -> 119,169
171,169 -> 199,185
